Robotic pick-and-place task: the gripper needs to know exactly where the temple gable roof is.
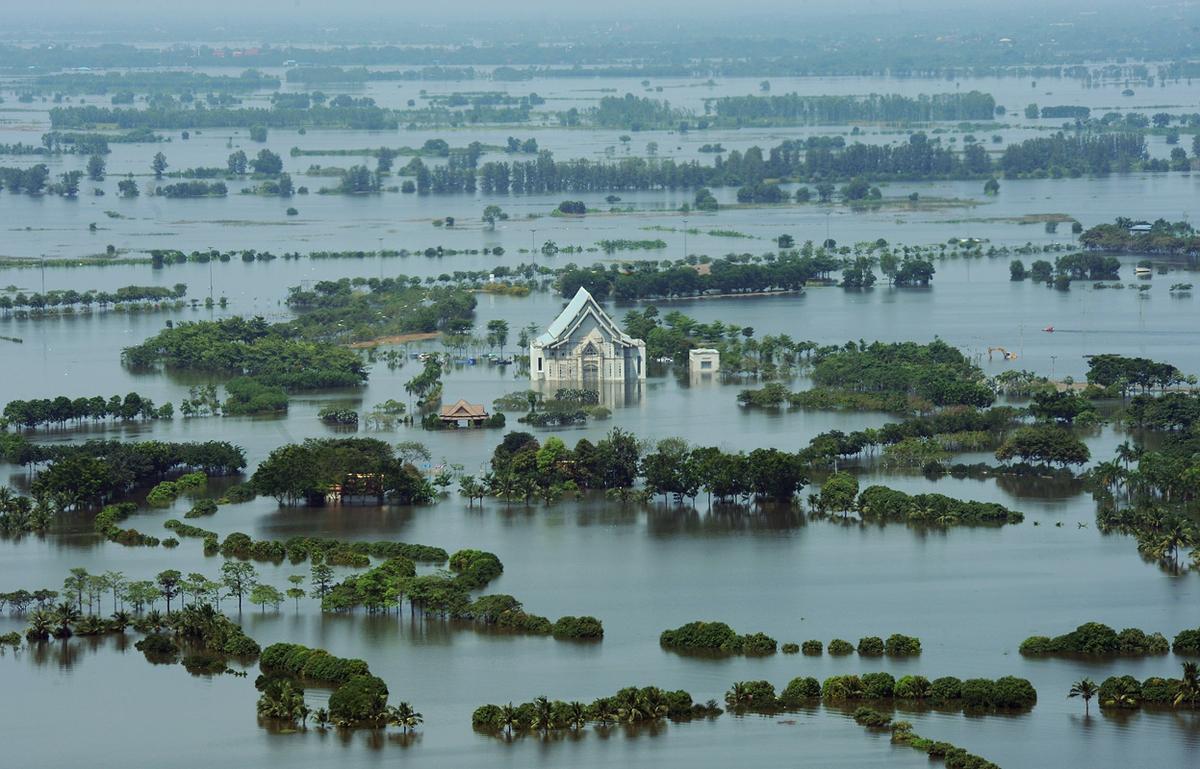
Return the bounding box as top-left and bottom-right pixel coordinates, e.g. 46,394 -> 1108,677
534,287 -> 639,348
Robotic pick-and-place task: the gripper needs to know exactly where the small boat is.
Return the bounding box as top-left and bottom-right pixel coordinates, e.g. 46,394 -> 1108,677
1042,325 -> 1054,333
1134,266 -> 1152,277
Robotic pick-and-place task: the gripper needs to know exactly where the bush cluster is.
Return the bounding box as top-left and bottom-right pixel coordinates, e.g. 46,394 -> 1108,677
733,673 -> 1035,713
659,621 -> 777,655
1019,622 -> 1169,656
472,685 -> 719,733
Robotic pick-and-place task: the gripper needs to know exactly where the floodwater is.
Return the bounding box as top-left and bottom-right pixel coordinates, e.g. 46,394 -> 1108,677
1,70 -> 1199,769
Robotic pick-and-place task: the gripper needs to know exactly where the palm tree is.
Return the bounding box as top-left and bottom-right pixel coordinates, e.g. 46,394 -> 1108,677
1175,662 -> 1200,710
567,701 -> 588,730
616,688 -> 646,723
725,681 -> 750,709
1158,523 -> 1194,568
1068,678 -> 1098,715
531,695 -> 553,732
389,702 -> 423,732
51,601 -> 80,638
313,708 -> 330,729
591,698 -> 616,726
25,608 -> 53,641
500,703 -> 518,736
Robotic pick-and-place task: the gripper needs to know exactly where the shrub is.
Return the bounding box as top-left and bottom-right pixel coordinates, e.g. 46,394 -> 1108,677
1140,676 -> 1179,705
740,632 -> 778,655
894,675 -> 932,700
781,642 -> 799,654
328,674 -> 389,723
497,610 -> 552,634
1174,628 -> 1200,654
472,704 -> 503,730
861,672 -> 896,699
1021,622 -> 1160,656
1099,675 -> 1142,709
822,675 -> 865,701
829,638 -> 854,655
991,676 -> 1037,708
136,633 -> 178,656
960,678 -> 996,709
885,634 -> 921,656
552,615 -> 604,640
184,499 -> 219,518
929,676 -> 963,702
0,631 -> 20,646
801,639 -> 823,655
660,621 -> 742,653
853,706 -> 892,728
779,676 -> 821,706
1116,628 -> 1169,655
726,680 -> 777,710
857,636 -> 885,656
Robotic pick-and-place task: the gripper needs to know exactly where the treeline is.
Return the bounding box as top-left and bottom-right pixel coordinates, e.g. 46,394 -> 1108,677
746,340 -> 994,410
1080,218 -> 1200,256
0,284 -> 187,314
154,180 -> 227,198
251,438 -> 435,506
473,685 -> 719,734
3,393 -> 172,429
48,105 -> 397,131
121,316 -> 368,390
560,249 -> 932,304
283,279 -> 476,343
1019,622 -> 1174,657
346,131 -> 1166,196
0,438 -> 245,509
725,673 -> 1036,713
998,132 -> 1147,176
710,92 -> 996,124
33,70 -> 279,93
211,532 -> 445,566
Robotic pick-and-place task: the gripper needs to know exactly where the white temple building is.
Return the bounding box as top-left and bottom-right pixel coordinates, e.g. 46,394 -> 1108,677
529,287 -> 646,383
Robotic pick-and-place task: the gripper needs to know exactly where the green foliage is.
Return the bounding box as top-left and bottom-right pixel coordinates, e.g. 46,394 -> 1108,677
801,639 -> 823,655
660,621 -> 776,655
252,437 -> 435,506
828,638 -> 854,655
122,317 -> 367,391
1174,628 -> 1200,654
995,425 -> 1090,466
328,674 -> 390,724
885,634 -> 923,656
1020,622 -> 1167,656
552,615 -> 604,640
809,340 -> 992,408
778,676 -> 821,706
857,636 -> 885,656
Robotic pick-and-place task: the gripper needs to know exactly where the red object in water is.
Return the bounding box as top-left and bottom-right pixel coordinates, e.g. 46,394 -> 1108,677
1042,325 -> 1054,332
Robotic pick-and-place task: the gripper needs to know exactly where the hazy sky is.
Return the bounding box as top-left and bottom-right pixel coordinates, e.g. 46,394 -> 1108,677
2,0 -> 1150,30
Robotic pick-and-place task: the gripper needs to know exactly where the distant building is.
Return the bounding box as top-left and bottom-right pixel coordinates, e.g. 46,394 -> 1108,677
689,348 -> 720,374
1129,222 -> 1153,234
529,287 -> 646,383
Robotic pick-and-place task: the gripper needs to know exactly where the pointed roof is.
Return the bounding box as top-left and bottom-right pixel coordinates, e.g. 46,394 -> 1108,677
439,399 -> 488,418
535,287 -> 639,348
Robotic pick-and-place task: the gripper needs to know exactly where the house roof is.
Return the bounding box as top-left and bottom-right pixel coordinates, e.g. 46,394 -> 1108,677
534,287 -> 639,348
439,399 -> 488,418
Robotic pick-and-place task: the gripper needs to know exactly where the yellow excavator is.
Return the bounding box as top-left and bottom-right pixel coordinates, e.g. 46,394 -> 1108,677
988,346 -> 1018,361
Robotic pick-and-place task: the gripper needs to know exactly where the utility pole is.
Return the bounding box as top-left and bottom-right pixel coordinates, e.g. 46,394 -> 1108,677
682,218 -> 688,260
531,228 -> 536,255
